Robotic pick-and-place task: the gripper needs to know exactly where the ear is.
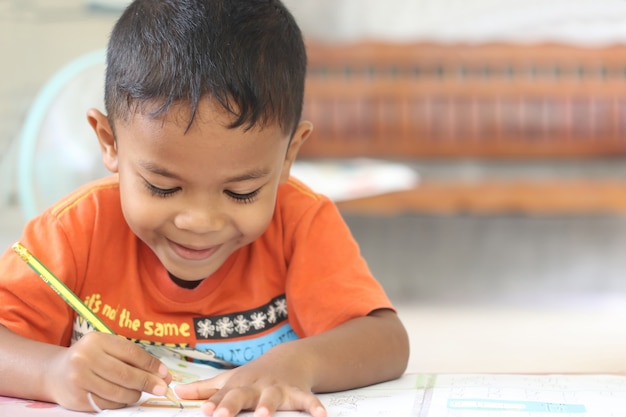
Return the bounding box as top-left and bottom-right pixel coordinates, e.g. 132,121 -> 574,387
279,121 -> 313,184
87,108 -> 119,173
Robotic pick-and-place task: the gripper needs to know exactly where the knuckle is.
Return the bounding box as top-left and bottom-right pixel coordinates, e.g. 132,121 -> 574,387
65,369 -> 82,388
125,389 -> 143,404
106,381 -> 128,400
121,340 -> 141,357
64,354 -> 89,381
129,345 -> 160,371
114,363 -> 133,382
144,354 -> 162,371
139,374 -> 152,392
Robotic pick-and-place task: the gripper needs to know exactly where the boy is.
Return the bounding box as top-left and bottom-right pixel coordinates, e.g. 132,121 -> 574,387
0,0 -> 409,416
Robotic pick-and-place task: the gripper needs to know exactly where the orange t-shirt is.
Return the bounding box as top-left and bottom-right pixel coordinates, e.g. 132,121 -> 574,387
0,176 -> 393,366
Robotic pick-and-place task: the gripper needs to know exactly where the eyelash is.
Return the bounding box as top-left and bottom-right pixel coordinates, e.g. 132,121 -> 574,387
144,181 -> 260,204
145,182 -> 179,198
225,189 -> 260,204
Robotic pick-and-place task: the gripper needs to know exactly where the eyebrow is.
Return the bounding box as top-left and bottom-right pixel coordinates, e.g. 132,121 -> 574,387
138,160 -> 270,183
224,168 -> 271,183
139,160 -> 181,180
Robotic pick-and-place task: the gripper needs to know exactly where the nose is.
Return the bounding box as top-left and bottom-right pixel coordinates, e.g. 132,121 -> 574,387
174,202 -> 227,233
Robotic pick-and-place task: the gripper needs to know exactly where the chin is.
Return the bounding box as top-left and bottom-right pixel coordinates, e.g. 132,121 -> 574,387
171,268 -> 209,281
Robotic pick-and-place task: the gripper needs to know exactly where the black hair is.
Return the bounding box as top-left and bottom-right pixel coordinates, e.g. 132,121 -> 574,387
105,0 -> 306,136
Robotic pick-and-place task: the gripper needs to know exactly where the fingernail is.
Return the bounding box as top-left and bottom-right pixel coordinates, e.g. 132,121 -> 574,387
314,405 -> 327,417
201,402 -> 217,415
254,407 -> 270,417
153,384 -> 167,396
213,408 -> 230,417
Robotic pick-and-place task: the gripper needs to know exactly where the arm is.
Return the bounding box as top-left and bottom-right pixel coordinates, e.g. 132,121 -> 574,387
176,308 -> 409,417
293,308 -> 409,392
0,325 -> 173,411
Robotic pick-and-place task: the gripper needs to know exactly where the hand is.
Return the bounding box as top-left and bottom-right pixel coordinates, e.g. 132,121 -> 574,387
175,310 -> 408,417
46,332 -> 172,411
175,346 -> 326,417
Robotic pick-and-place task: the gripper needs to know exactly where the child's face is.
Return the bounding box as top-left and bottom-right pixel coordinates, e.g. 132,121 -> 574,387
88,100 -> 310,283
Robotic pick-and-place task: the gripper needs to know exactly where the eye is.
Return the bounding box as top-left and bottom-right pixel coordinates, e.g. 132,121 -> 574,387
144,181 -> 179,198
225,189 -> 260,204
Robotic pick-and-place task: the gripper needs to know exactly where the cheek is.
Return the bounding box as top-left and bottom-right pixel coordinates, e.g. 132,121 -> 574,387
119,187 -> 162,235
237,198 -> 276,240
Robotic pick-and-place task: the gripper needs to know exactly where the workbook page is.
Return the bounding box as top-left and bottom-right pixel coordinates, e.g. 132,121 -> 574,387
422,374 -> 626,416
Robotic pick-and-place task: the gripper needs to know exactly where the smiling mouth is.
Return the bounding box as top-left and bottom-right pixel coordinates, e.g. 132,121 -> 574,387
169,240 -> 220,261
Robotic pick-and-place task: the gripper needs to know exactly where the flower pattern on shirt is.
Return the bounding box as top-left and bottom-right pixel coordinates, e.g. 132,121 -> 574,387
193,294 -> 288,340
197,319 -> 216,338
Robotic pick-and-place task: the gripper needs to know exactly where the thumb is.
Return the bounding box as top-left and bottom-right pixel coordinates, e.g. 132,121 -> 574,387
174,369 -> 233,400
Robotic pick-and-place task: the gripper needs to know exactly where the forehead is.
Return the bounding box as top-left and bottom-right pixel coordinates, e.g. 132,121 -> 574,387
113,99 -> 289,175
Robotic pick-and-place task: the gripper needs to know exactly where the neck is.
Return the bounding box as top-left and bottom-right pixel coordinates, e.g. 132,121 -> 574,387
168,272 -> 202,289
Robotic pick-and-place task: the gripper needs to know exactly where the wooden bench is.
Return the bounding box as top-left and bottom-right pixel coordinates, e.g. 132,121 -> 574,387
299,41 -> 626,214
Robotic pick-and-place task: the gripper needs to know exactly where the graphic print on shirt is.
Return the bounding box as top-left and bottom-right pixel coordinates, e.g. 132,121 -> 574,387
193,294 -> 298,366
193,294 -> 288,339
72,293 -> 298,367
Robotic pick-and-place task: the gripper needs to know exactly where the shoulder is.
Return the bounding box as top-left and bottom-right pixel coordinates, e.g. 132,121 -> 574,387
277,176 -> 328,208
28,176 -> 125,239
15,176 -> 129,283
47,176 -> 121,221
275,176 -> 341,223
271,176 -> 346,238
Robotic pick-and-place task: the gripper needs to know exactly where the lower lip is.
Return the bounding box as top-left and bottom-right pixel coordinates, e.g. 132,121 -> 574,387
169,241 -> 220,261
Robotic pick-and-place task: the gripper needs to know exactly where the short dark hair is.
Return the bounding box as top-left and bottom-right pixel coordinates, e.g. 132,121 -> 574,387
105,0 -> 306,135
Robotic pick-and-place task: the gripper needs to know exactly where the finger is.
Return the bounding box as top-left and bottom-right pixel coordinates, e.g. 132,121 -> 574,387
253,386 -> 283,417
175,383 -> 220,401
275,388 -> 326,417
105,338 -> 169,378
84,368 -> 145,406
61,343 -> 144,406
175,370 -> 232,400
206,386 -> 260,417
93,350 -> 167,401
308,402 -> 327,417
94,339 -> 170,396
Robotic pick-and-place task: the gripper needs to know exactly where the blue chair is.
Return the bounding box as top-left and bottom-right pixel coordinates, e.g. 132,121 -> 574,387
17,49 -> 109,220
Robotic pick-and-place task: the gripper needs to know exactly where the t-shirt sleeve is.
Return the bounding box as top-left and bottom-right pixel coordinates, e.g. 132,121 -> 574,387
283,185 -> 395,338
0,212 -> 83,346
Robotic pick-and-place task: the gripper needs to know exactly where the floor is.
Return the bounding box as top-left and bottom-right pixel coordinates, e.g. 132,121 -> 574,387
2,0 -> 626,375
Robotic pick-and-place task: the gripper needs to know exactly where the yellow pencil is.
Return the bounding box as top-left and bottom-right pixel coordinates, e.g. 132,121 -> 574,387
12,242 -> 182,409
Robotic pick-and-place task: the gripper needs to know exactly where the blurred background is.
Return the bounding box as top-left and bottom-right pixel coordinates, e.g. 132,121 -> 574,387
2,0 -> 626,373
